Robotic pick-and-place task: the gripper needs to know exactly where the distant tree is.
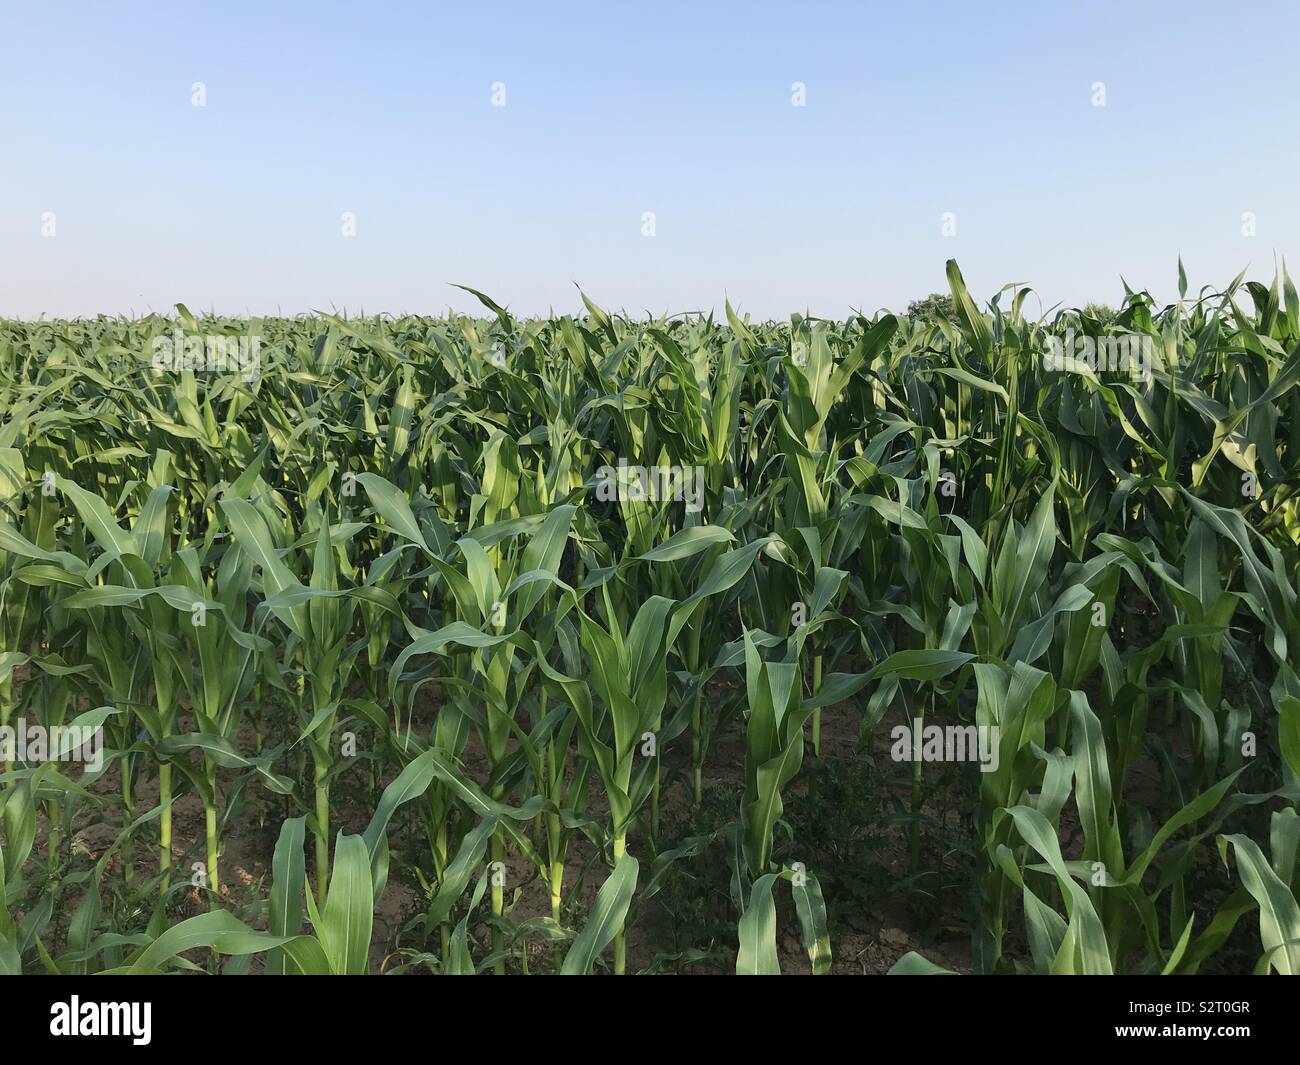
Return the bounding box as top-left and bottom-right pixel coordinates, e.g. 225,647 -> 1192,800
1082,302 -> 1117,323
906,293 -> 953,321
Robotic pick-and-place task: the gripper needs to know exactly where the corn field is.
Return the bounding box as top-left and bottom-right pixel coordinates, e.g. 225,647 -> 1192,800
1,260 -> 1298,976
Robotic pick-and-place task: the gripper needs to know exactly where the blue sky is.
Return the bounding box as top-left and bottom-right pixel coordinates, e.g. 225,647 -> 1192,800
3,0 -> 1298,319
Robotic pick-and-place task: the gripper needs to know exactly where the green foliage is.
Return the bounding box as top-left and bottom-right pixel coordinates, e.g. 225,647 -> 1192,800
906,293 -> 954,321
1,259 -> 1298,975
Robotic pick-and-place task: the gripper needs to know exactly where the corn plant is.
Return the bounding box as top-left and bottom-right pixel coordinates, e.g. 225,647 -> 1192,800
0,259 -> 1297,976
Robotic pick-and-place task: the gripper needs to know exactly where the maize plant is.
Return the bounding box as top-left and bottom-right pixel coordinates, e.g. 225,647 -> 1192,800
0,260 -> 1297,977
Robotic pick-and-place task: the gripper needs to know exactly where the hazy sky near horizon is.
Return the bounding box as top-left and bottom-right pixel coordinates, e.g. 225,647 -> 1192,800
3,0 -> 1298,320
